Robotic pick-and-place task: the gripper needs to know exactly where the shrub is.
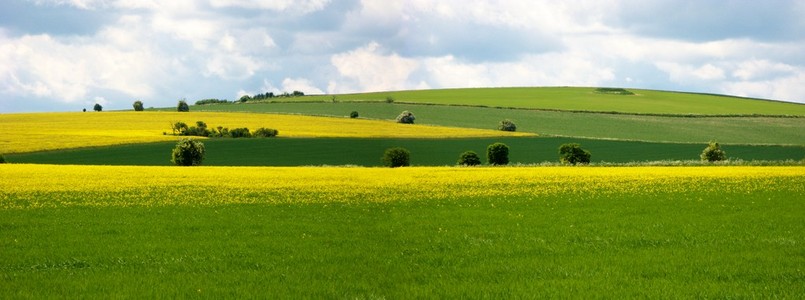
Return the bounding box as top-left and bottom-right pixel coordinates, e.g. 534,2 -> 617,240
229,127 -> 251,138
177,100 -> 190,112
133,100 -> 144,111
487,143 -> 509,165
700,141 -> 726,162
457,151 -> 481,166
396,111 -> 415,124
382,147 -> 410,168
498,119 -> 517,131
253,127 -> 279,138
171,122 -> 188,135
171,139 -> 205,166
0,154 -> 6,164
386,96 -> 395,103
93,103 -> 103,112
559,143 -> 591,165
350,111 -> 359,118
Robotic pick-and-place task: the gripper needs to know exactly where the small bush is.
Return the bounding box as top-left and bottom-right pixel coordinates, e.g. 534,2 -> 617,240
133,100 -> 144,111
177,100 -> 190,112
498,119 -> 517,131
350,111 -> 359,118
700,141 -> 726,162
93,103 -> 103,112
457,151 -> 481,166
487,143 -> 509,165
386,96 -> 395,103
253,127 -> 279,138
171,139 -> 205,166
382,147 -> 410,168
559,143 -> 591,165
229,127 -> 251,138
172,122 -> 188,135
396,111 -> 415,124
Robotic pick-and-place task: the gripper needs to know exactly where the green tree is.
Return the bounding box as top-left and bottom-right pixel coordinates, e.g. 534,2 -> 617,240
93,103 -> 103,112
171,122 -> 188,135
132,100 -> 144,111
498,119 -> 517,131
457,151 -> 481,166
559,143 -> 592,165
350,111 -> 359,118
0,153 -> 6,164
253,127 -> 278,137
487,143 -> 509,165
700,141 -> 726,162
177,100 -> 190,112
382,147 -> 411,168
396,111 -> 415,124
171,139 -> 206,166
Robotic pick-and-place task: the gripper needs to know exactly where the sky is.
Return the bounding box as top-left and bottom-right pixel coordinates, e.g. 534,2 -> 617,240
1,0 -> 804,112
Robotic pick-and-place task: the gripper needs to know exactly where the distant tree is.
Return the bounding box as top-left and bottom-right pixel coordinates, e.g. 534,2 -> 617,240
133,100 -> 144,111
171,138 -> 205,166
83,108 -> 86,112
0,153 -> 6,164
93,103 -> 103,112
385,96 -> 395,103
172,122 -> 188,135
487,143 -> 509,165
350,111 -> 359,118
700,141 -> 726,162
396,111 -> 415,124
559,143 -> 591,165
253,127 -> 279,138
292,90 -> 304,97
498,119 -> 517,131
177,100 -> 189,112
382,147 -> 411,168
239,95 -> 252,103
457,151 -> 482,166
229,127 -> 251,138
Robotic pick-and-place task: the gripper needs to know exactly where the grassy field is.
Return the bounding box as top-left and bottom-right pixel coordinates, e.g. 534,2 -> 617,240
263,87 -> 805,115
1,165 -> 803,298
0,111 -> 529,154
187,102 -> 805,145
7,137 -> 804,166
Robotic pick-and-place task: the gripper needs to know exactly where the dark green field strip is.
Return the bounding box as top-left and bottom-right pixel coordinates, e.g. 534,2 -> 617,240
255,87 -> 805,115
183,102 -> 805,145
1,185 -> 802,298
8,137 -> 804,166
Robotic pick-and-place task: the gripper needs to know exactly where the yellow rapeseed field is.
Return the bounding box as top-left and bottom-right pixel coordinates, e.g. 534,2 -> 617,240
1,164 -> 802,209
0,111 -> 533,153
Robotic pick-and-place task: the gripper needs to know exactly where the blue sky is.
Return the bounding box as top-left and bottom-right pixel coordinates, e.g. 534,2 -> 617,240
1,0 -> 804,112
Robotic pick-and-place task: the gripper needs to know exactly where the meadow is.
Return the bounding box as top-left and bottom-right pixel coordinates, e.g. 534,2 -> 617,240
8,137 -> 804,166
1,165 -> 803,298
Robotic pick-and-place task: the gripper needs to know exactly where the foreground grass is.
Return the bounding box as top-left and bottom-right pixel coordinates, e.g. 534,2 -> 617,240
8,137 -> 805,166
188,102 -> 805,145
1,165 -> 803,298
0,111 -> 530,154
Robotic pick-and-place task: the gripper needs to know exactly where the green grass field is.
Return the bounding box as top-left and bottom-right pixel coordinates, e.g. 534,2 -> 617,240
1,166 -> 803,298
8,137 -> 804,166
185,102 -> 805,145
259,87 -> 805,115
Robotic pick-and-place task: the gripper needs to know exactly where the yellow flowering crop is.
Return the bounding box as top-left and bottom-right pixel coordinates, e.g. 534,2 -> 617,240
1,165 -> 802,209
0,111 -> 534,153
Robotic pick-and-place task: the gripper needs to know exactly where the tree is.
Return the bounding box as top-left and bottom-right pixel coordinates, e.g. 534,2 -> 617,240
700,141 -> 726,162
253,127 -> 278,137
93,103 -> 103,112
382,147 -> 410,167
133,100 -> 144,111
498,119 -> 517,131
487,143 -> 509,165
396,111 -> 415,124
229,128 -> 251,138
239,95 -> 252,103
0,154 -> 6,164
559,143 -> 591,165
350,111 -> 359,118
171,139 -> 206,166
292,90 -> 304,96
457,151 -> 481,166
177,100 -> 190,112
171,122 -> 188,135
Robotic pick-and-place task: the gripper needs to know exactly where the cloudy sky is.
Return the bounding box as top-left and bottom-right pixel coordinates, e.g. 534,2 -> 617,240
1,0 -> 804,112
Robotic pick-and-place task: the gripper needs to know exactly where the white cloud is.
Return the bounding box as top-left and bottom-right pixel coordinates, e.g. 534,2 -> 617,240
209,0 -> 331,13
329,42 -> 420,93
281,78 -> 324,94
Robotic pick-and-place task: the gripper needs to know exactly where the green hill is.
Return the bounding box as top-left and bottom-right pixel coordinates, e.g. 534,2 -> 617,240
275,87 -> 805,116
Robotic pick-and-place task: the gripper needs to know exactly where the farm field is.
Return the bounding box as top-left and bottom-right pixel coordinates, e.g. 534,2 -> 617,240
8,137 -> 805,166
188,102 -> 805,145
257,87 -> 805,115
1,165 -> 803,298
0,111 -> 529,154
